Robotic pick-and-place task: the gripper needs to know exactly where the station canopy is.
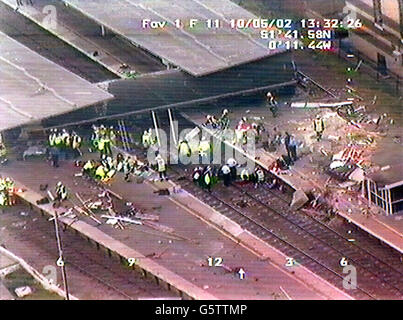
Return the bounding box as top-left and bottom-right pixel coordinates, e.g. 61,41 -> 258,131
0,31 -> 114,132
62,0 -> 283,76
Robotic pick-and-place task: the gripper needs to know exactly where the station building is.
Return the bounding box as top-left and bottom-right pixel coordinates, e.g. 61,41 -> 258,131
345,0 -> 403,77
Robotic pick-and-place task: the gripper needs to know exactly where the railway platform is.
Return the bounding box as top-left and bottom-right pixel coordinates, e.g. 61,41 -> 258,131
0,157 -> 353,300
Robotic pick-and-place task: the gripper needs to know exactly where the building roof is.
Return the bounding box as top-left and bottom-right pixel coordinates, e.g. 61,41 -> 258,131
367,163 -> 403,190
62,0 -> 284,76
43,52 -> 296,128
0,31 -> 114,132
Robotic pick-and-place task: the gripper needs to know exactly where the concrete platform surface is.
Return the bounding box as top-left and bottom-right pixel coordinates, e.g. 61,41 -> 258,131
0,31 -> 113,132
0,158 -> 345,300
1,0 -> 165,77
62,0 -> 284,76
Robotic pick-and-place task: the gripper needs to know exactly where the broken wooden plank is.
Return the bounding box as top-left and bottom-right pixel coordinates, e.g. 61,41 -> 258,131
105,189 -> 123,200
73,206 -> 102,225
100,215 -> 143,225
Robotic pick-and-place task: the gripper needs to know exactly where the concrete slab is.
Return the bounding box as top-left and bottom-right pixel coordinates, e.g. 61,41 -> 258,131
0,253 -> 17,270
0,0 -> 165,77
61,0 -> 284,76
0,31 -> 113,132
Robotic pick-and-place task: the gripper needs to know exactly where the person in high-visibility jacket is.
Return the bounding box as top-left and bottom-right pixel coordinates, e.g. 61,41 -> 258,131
178,139 -> 191,163
105,168 -> 116,181
95,165 -> 106,181
142,129 -> 156,148
55,182 -> 67,201
108,126 -> 116,145
54,131 -> 63,148
4,178 -> 15,205
71,132 -> 82,158
156,154 -> 167,181
198,137 -> 211,164
142,130 -> 150,148
0,178 -> 8,206
202,166 -> 213,192
0,140 -> 7,165
98,136 -> 106,156
48,129 -> 57,147
123,156 -> 135,182
267,91 -> 278,118
90,125 -> 100,152
240,168 -> 250,182
61,129 -> 71,148
313,115 -> 325,141
83,160 -> 95,177
103,135 -> 112,157
0,191 -> 7,206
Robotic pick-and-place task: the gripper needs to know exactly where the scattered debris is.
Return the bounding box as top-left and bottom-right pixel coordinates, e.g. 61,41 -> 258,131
11,221 -> 26,228
15,286 -> 33,298
290,190 -> 309,211
0,263 -> 20,278
133,213 -> 159,221
154,189 -> 170,196
349,168 -> 364,182
105,189 -> 123,200
291,101 -> 353,108
101,215 -> 142,225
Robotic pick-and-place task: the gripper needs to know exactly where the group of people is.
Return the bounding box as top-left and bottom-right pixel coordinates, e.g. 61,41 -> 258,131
233,117 -> 265,146
191,158 -> 266,192
48,128 -> 82,167
82,153 -> 147,183
0,177 -> 15,207
90,125 -> 116,157
203,109 -> 230,130
142,128 -> 157,149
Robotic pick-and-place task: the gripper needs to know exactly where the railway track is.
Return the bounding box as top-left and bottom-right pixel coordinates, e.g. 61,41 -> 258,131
104,110 -> 402,300
0,2 -> 115,83
0,205 -> 176,300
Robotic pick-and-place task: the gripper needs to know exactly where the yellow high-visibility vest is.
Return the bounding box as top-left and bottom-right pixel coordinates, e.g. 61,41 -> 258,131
157,158 -> 166,172
241,169 -> 249,181
83,161 -> 94,171
95,166 -> 106,178
204,173 -> 211,185
98,139 -> 105,151
314,119 -> 324,132
72,135 -> 81,149
179,142 -> 191,156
